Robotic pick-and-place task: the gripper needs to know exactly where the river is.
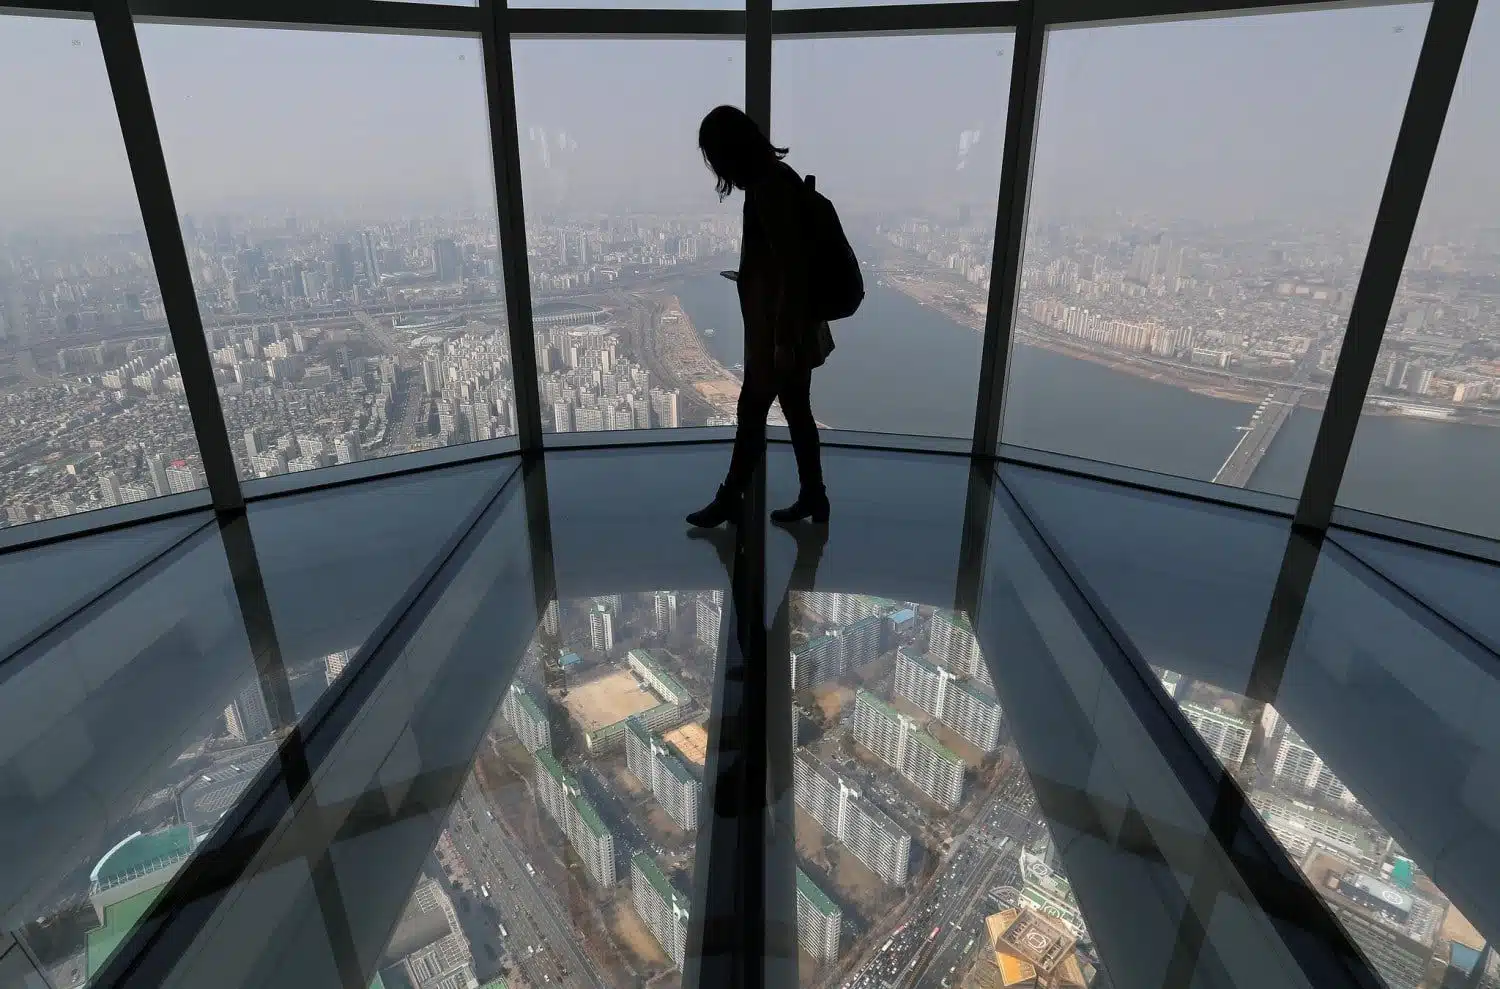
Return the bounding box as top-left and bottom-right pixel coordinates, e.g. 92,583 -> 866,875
672,273 -> 1500,541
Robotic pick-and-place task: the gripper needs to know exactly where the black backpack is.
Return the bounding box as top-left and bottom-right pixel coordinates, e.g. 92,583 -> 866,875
803,175 -> 864,321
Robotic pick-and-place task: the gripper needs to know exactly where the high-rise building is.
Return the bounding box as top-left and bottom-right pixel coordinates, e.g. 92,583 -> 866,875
791,632 -> 847,691
224,680 -> 272,742
1300,849 -> 1442,989
796,868 -> 842,963
942,678 -> 1002,753
323,649 -> 352,686
1272,725 -> 1350,802
147,453 -> 171,499
649,387 -> 679,428
243,426 -> 265,459
433,238 -> 461,283
589,603 -> 615,653
653,591 -> 678,633
333,241 -> 355,291
543,599 -> 561,637
98,472 -> 122,508
697,595 -> 722,650
1180,702 -> 1253,770
849,690 -> 965,809
501,682 -> 552,753
626,717 -> 701,830
534,748 -> 616,887
360,230 -> 381,285
165,462 -> 205,494
385,874 -> 476,989
793,751 -> 911,884
929,612 -> 985,687
632,853 -> 689,970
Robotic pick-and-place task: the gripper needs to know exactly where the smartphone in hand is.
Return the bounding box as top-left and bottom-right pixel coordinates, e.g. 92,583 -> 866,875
719,270 -> 739,283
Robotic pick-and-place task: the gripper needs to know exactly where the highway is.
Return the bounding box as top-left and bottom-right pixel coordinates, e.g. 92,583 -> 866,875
830,757 -> 1041,989
449,776 -> 608,989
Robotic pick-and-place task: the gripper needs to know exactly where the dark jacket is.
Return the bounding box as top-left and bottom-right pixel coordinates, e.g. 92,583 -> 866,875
739,160 -> 836,371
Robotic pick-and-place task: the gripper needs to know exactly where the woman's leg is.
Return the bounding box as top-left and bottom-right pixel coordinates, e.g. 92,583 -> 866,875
777,364 -> 823,494
723,365 -> 779,491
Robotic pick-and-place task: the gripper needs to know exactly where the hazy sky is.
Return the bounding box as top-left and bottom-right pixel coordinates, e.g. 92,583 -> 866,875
0,2 -> 1496,238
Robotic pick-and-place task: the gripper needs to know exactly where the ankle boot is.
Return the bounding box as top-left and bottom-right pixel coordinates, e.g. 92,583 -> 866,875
686,484 -> 743,528
770,486 -> 830,525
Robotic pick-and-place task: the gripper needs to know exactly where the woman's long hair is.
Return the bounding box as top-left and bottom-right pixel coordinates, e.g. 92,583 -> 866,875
698,105 -> 788,200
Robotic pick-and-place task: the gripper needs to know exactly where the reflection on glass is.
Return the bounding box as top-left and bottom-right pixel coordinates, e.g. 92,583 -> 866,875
512,41 -> 742,435
389,589 -> 719,988
0,530 -> 283,988
137,26 -> 514,482
1339,0 -> 1500,541
1003,7 -> 1428,497
787,593 -> 1101,987
0,16 -> 205,528
771,35 -> 1012,438
1157,665 -> 1488,989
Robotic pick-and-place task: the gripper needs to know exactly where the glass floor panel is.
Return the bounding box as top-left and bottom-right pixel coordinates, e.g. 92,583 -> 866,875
1330,528 -> 1500,657
3,444 -> 1498,989
0,511 -> 207,662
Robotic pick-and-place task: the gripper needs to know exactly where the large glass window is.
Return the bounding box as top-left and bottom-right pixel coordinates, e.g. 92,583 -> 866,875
512,40 -> 743,436
137,25 -> 514,481
772,34 -> 1013,439
1001,7 -> 1430,497
1336,0 -> 1500,541
0,14 -> 205,529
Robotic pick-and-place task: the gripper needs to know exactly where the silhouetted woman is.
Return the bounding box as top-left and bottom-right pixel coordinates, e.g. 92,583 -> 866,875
687,105 -> 834,528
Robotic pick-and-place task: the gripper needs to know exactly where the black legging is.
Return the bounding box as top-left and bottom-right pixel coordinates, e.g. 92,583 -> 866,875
724,361 -> 823,494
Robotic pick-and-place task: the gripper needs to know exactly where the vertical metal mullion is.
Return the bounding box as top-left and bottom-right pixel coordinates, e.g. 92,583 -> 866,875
94,0 -> 243,512
1292,0 -> 1477,533
747,0 -> 771,129
481,0 -> 544,451
971,0 -> 1045,458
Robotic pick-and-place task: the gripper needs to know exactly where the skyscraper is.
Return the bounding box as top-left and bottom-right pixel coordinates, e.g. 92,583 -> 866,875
626,717 -> 701,830
696,595 -> 722,650
793,751 -> 911,885
147,453 -> 171,499
1181,702 -> 1253,769
501,682 -> 552,753
323,649 -> 351,686
632,853 -> 689,970
653,591 -> 677,633
796,868 -> 843,963
848,690 -> 965,809
534,748 -> 616,887
433,238 -> 461,283
589,603 -> 615,653
224,680 -> 272,742
332,241 -> 355,292
98,472 -> 122,508
360,230 -> 381,285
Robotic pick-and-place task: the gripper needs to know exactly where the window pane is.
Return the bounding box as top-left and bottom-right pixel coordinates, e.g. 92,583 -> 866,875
772,35 -> 1012,439
512,40 -> 742,436
1337,0 -> 1500,541
138,26 -> 515,481
1002,7 -> 1429,496
0,14 -> 205,529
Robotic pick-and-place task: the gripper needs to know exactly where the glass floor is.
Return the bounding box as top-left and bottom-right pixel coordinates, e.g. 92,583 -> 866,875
1,442 -> 1497,989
